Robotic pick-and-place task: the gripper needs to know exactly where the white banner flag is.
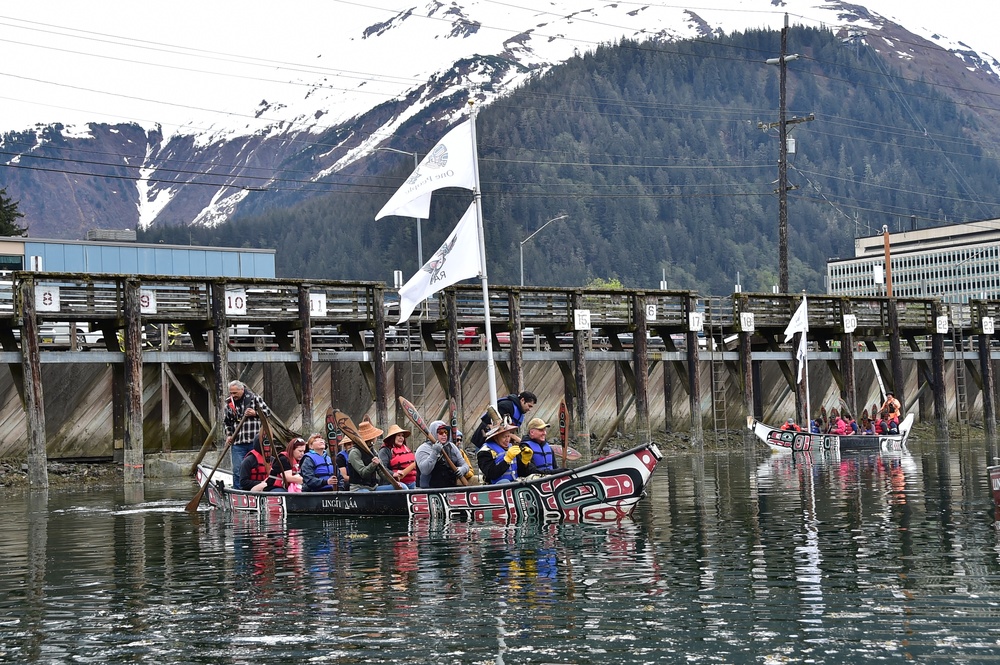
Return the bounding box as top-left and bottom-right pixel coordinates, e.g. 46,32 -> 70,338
783,296 -> 808,342
375,120 -> 476,220
796,333 -> 807,382
397,203 -> 482,324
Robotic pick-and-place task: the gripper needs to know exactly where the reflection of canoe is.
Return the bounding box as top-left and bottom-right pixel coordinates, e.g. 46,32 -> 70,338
196,443 -> 661,523
747,414 -> 914,454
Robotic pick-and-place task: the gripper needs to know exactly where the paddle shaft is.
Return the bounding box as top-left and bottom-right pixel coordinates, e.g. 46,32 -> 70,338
559,398 -> 568,468
398,396 -> 468,486
334,411 -> 404,490
185,409 -> 251,511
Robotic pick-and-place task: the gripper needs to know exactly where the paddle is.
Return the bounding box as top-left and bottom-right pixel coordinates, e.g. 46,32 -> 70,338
185,409 -> 250,512
333,410 -> 404,490
398,396 -> 469,486
449,396 -> 476,483
559,397 -> 568,468
325,407 -> 341,492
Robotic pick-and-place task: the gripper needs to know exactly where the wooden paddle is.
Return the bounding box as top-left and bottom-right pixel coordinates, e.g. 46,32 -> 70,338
559,397 -> 568,468
185,409 -> 250,512
325,407 -> 341,492
398,396 -> 469,486
333,410 -> 404,490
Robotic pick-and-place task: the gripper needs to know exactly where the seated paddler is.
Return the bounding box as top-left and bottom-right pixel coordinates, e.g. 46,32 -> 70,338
300,432 -> 344,491
415,421 -> 469,488
477,418 -> 540,484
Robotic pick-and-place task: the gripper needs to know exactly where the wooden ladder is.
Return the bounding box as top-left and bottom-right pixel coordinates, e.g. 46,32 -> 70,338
707,297 -> 728,442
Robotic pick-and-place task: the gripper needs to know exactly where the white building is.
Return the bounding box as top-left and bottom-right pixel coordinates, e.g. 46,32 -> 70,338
826,218 -> 1000,304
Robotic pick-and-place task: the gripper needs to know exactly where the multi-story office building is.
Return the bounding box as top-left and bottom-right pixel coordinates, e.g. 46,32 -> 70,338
826,218 -> 1000,303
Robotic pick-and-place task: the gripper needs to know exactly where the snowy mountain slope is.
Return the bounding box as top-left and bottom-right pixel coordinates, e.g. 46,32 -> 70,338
0,0 -> 998,236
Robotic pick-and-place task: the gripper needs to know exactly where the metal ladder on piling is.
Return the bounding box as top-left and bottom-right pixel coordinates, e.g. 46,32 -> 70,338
707,297 -> 728,442
950,305 -> 969,426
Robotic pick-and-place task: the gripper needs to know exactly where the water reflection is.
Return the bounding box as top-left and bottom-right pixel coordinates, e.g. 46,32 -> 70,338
2,443 -> 1000,663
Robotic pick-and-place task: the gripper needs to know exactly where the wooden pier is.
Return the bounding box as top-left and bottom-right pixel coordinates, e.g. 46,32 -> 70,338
2,272 -> 997,487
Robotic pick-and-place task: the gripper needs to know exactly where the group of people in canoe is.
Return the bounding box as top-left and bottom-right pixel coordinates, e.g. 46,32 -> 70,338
779,392 -> 904,437
224,383 -> 566,493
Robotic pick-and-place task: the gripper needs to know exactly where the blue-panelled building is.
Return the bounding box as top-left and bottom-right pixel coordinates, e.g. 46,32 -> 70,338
0,231 -> 275,278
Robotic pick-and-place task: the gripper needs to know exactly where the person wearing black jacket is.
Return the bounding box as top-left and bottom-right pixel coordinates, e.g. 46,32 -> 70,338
469,391 -> 537,449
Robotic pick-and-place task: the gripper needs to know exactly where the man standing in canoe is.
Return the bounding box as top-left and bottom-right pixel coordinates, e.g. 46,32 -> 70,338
224,380 -> 274,489
468,391 -> 537,448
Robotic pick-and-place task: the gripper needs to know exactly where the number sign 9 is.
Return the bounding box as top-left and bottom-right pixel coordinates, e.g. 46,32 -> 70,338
140,289 -> 157,314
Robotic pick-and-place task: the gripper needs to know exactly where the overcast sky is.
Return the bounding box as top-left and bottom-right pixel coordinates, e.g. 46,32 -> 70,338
0,0 -> 996,135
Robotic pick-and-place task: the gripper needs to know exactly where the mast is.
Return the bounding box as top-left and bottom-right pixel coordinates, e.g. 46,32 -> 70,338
469,110 -> 498,408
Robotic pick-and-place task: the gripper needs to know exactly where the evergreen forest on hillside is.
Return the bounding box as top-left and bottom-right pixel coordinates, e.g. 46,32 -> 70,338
140,27 -> 1000,295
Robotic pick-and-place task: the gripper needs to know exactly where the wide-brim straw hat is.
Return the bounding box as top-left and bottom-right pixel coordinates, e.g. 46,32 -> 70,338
384,424 -> 410,439
356,420 -> 384,442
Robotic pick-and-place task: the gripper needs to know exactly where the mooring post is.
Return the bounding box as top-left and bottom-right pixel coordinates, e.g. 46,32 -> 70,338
298,285 -> 314,433
20,278 -> 47,489
372,286 -> 388,430
686,294 -> 704,446
888,299 -> 905,400
508,290 -> 523,394
632,292 -> 650,441
572,291 -> 591,462
211,282 -> 229,449
737,298 -> 755,443
840,298 -> 857,418
123,279 -> 144,484
979,330 -> 996,440
931,300 -> 949,439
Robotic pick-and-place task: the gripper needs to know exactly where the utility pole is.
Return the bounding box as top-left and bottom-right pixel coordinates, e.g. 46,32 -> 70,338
762,14 -> 813,293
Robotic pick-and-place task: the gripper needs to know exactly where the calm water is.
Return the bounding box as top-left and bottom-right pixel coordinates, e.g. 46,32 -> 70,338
3,439 -> 1000,664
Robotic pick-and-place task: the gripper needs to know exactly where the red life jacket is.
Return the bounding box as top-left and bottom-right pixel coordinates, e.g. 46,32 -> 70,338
247,449 -> 270,483
388,444 -> 416,484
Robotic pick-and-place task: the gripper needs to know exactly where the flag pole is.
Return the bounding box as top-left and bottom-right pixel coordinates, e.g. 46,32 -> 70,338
802,294 -> 811,428
469,109 -> 498,408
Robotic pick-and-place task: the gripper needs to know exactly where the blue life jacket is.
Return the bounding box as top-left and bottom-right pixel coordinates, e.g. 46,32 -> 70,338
303,450 -> 336,481
522,437 -> 555,472
482,441 -> 518,484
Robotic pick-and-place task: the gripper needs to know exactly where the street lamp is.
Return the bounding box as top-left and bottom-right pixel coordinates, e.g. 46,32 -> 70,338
376,147 -> 423,266
520,214 -> 568,286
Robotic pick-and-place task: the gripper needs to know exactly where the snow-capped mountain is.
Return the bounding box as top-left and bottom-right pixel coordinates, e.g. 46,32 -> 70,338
1,0 -> 998,237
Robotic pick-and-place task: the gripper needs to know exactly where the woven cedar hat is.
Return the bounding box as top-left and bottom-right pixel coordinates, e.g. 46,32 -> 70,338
384,424 -> 410,439
356,420 -> 384,442
484,419 -> 520,442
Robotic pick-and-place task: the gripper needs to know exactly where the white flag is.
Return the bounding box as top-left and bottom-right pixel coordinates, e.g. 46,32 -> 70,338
397,203 -> 483,324
795,333 -> 807,382
783,296 -> 808,342
375,120 -> 477,220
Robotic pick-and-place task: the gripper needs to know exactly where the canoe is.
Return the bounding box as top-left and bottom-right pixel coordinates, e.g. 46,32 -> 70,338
989,463 -> 1000,508
195,442 -> 661,523
747,413 -> 915,454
